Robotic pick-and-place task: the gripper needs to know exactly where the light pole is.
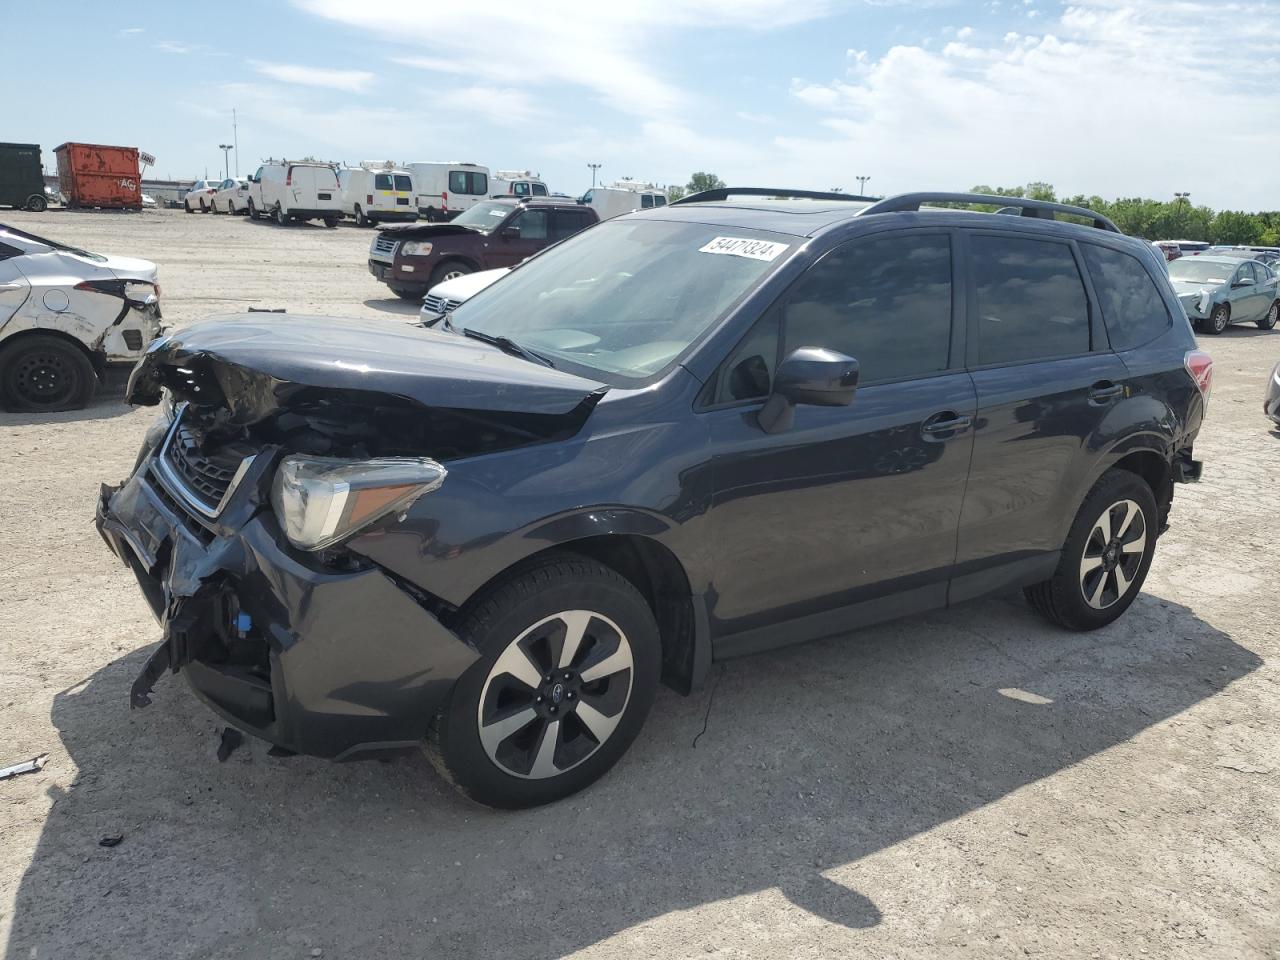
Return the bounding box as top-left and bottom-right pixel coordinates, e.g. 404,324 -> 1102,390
856,175 -> 871,196
218,144 -> 233,181
587,163 -> 602,190
1174,191 -> 1190,205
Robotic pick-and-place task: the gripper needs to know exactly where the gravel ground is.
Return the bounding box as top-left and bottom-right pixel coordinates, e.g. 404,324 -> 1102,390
1,208 -> 1277,960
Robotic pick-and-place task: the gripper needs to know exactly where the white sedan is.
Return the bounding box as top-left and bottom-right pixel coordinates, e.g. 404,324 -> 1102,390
210,177 -> 249,214
419,267 -> 510,322
183,179 -> 222,213
0,223 -> 161,411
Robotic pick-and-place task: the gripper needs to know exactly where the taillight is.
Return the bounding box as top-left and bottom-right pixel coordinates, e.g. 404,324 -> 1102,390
1184,350 -> 1213,403
285,170 -> 292,186
441,190 -> 447,211
367,194 -> 373,204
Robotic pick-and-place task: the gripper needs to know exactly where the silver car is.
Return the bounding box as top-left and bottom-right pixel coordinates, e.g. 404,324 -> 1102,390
1266,360 -> 1280,426
1167,255 -> 1280,334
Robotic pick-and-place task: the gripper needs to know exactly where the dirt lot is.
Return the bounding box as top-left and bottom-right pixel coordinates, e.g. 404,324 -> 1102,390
1,208 -> 1277,960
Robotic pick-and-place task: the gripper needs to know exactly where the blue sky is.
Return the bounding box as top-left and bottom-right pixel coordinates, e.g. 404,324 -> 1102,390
11,0 -> 1279,209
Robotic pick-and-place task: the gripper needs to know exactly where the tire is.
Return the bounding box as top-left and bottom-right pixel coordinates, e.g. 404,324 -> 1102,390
430,260 -> 473,286
247,198 -> 258,220
1024,469 -> 1158,631
324,217 -> 339,229
25,194 -> 47,212
0,335 -> 97,413
389,285 -> 424,301
199,199 -> 208,213
1258,301 -> 1279,331
185,200 -> 195,214
274,204 -> 289,226
1205,303 -> 1229,334
425,554 -> 661,809
354,205 -> 368,227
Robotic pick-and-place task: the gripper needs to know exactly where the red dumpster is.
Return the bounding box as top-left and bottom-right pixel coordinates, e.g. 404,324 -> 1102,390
54,142 -> 142,209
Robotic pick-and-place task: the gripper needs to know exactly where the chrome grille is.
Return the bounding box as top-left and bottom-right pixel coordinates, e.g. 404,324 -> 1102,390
422,294 -> 462,315
371,234 -> 399,257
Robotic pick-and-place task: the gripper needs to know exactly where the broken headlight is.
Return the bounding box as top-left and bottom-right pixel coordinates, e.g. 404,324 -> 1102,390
270,455 -> 447,552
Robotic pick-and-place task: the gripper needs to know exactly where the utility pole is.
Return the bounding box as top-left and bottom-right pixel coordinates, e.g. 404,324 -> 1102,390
218,144 -> 233,181
587,163 -> 602,190
856,175 -> 871,196
232,108 -> 239,176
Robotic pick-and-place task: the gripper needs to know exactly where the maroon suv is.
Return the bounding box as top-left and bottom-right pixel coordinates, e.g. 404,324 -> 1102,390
368,197 -> 599,300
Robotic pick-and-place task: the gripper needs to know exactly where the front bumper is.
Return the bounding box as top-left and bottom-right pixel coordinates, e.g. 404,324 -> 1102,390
95,449 -> 478,761
368,257 -> 428,291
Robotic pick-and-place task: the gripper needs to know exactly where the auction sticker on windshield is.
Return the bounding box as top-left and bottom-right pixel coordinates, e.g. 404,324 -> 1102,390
698,237 -> 789,262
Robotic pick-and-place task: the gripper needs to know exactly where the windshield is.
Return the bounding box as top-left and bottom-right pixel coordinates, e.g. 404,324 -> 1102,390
1167,260 -> 1233,284
451,201 -> 515,234
446,219 -> 794,382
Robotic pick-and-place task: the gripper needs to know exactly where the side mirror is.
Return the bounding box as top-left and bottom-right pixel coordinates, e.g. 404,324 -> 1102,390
1233,277 -> 1255,287
757,347 -> 859,434
500,226 -> 520,240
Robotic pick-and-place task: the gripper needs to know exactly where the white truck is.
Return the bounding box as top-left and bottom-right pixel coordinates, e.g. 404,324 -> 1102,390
579,179 -> 668,220
405,162 -> 491,222
490,169 -> 549,199
338,162 -> 417,226
246,160 -> 343,227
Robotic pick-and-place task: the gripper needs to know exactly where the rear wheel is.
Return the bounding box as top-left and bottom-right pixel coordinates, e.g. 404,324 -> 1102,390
1258,301 -> 1279,330
25,194 -> 47,212
1206,303 -> 1230,334
324,216 -> 339,229
354,204 -> 368,227
274,204 -> 289,226
430,260 -> 473,286
425,554 -> 661,808
0,335 -> 97,413
1025,469 -> 1157,630
199,198 -> 208,213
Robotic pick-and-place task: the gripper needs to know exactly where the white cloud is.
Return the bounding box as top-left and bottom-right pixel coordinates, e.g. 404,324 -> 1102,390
783,0 -> 1280,207
155,40 -> 192,54
296,0 -> 831,116
250,61 -> 375,93
118,27 -> 143,37
956,25 -> 974,38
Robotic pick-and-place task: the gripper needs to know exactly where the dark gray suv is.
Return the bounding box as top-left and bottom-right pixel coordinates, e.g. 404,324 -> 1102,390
97,189 -> 1210,808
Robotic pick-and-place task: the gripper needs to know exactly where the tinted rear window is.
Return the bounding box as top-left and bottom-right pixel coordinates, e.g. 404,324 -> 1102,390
1082,244 -> 1172,351
448,170 -> 488,195
374,173 -> 393,190
971,235 -> 1089,365
394,174 -> 412,191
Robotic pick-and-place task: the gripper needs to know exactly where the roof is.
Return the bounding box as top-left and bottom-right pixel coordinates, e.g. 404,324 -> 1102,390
1180,254 -> 1257,266
636,197 -> 875,237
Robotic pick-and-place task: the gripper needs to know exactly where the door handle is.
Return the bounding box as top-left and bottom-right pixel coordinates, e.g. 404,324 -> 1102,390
921,411 -> 972,441
1088,381 -> 1125,404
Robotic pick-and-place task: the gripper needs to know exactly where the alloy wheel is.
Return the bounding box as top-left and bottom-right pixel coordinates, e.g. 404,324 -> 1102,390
1079,498 -> 1146,610
476,610 -> 634,780
442,269 -> 466,281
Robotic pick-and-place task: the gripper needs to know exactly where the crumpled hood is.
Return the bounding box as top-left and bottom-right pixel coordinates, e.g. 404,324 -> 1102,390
127,313 -> 607,423
99,254 -> 158,282
377,222 -> 483,241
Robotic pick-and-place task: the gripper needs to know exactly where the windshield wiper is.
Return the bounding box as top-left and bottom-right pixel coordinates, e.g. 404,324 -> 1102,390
462,327 -> 555,368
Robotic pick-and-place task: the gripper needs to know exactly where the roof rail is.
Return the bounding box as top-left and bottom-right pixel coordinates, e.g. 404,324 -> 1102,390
858,192 -> 1120,232
671,187 -> 877,206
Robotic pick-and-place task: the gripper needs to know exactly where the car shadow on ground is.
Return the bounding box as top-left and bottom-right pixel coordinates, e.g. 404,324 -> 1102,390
0,395 -> 133,427
363,297 -> 423,316
4,591 -> 1258,958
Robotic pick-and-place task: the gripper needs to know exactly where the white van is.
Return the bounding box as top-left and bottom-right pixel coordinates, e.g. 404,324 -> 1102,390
405,162 -> 490,221
246,160 -> 342,227
580,179 -> 668,220
491,169 -> 549,199
338,163 -> 417,227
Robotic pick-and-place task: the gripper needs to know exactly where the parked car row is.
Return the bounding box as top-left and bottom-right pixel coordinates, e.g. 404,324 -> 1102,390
1167,253 -> 1280,334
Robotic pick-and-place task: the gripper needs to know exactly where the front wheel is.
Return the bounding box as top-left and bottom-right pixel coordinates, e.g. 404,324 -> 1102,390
25,194 -> 47,212
1258,301 -> 1279,331
426,555 -> 661,809
0,335 -> 97,413
1025,469 -> 1157,630
429,260 -> 473,286
324,217 -> 339,229
185,201 -> 195,214
1205,303 -> 1230,335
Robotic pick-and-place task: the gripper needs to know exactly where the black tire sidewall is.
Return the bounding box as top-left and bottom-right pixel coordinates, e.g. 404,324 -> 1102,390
430,260 -> 473,287
0,336 -> 96,412
436,562 -> 661,809
1046,470 -> 1158,630
1260,302 -> 1279,330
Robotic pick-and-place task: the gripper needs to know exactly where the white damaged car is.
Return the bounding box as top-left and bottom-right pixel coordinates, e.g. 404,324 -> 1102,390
0,224 -> 162,412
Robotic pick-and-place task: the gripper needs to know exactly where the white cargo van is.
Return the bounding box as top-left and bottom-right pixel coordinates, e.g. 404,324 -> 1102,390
338,163 -> 417,226
490,169 -> 549,198
246,160 -> 342,227
580,179 -> 668,220
405,162 -> 490,221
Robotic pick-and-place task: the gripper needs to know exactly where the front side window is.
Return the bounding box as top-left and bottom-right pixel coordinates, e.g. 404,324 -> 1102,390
971,234 -> 1089,365
512,209 -> 548,241
374,173 -> 393,190
447,220 -> 794,382
1081,243 -> 1171,351
782,233 -> 953,383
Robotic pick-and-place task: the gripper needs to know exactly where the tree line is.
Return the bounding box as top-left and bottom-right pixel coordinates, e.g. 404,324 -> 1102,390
664,174 -> 1278,246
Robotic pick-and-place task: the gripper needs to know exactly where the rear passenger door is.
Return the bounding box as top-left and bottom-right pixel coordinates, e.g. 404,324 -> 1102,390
550,208 -> 595,244
952,230 -> 1129,600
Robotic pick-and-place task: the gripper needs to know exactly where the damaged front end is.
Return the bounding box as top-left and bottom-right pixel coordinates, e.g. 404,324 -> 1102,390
97,314 -> 607,760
